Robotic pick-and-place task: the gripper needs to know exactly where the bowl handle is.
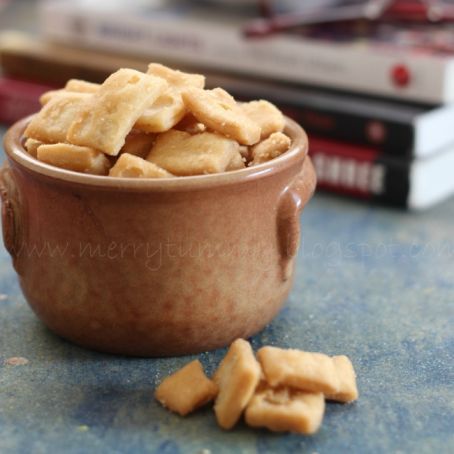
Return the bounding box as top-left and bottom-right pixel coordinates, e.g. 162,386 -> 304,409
0,163 -> 21,261
277,156 -> 316,280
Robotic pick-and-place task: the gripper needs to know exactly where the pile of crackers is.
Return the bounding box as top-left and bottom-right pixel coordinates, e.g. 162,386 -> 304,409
155,339 -> 358,434
23,64 -> 291,177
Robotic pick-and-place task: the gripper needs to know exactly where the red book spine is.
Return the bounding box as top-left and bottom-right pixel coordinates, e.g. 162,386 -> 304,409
308,136 -> 410,206
0,77 -> 55,125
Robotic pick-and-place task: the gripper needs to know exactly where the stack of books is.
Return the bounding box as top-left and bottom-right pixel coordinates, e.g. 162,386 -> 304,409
1,0 -> 454,209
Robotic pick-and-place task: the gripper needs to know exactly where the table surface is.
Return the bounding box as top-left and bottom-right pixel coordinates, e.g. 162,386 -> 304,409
0,126 -> 453,454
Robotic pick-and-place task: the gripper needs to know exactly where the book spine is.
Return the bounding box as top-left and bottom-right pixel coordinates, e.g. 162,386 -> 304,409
39,2 -> 450,104
309,136 -> 410,207
222,80 -> 416,157
281,105 -> 415,158
0,78 -> 54,125
0,50 -> 111,85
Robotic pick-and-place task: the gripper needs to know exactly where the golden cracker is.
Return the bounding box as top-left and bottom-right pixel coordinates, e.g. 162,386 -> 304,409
155,360 -> 218,416
67,68 -> 167,156
109,153 -> 173,178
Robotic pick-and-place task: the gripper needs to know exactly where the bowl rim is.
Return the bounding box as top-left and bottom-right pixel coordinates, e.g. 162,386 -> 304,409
3,115 -> 308,192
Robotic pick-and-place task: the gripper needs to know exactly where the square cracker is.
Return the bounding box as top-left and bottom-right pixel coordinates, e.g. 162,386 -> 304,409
120,131 -> 156,158
326,355 -> 359,403
25,92 -> 88,143
67,68 -> 167,156
24,138 -> 44,158
245,386 -> 325,434
155,360 -> 218,416
65,79 -> 100,93
250,132 -> 291,165
241,100 -> 285,140
134,88 -> 186,133
37,143 -> 110,175
257,346 -> 340,395
147,130 -> 239,176
147,63 -> 205,89
182,87 -> 261,146
213,339 -> 261,430
109,153 -> 173,178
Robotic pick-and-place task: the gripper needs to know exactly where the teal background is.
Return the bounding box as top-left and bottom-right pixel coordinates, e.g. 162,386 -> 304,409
0,122 -> 453,453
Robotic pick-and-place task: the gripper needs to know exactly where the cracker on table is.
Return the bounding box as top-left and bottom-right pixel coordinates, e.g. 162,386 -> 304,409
213,339 -> 261,430
119,131 -> 156,158
241,100 -> 285,140
250,132 -> 291,166
25,92 -> 88,144
257,346 -> 340,395
109,153 -> 173,178
147,130 -> 239,176
37,143 -> 110,175
134,88 -> 186,133
155,360 -> 218,416
67,68 -> 168,156
245,386 -> 325,434
24,138 -> 44,158
147,63 -> 205,89
326,355 -> 359,403
182,87 -> 261,146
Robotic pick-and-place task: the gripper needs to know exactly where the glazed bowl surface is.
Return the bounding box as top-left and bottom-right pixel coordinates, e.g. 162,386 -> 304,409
1,116 -> 316,356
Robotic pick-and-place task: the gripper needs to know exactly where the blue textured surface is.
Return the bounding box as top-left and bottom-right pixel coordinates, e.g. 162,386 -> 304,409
0,129 -> 453,453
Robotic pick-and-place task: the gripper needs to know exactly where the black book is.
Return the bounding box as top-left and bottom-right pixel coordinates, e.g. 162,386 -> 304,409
208,74 -> 454,158
309,136 -> 454,210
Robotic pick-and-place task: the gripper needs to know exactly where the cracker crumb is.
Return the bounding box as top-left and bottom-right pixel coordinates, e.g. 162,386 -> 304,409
5,357 -> 29,366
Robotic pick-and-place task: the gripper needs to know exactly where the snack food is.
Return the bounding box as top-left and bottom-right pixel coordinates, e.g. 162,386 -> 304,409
241,100 -> 286,140
182,87 -> 261,145
257,346 -> 339,395
250,132 -> 291,166
67,69 -> 167,155
155,360 -> 218,416
326,355 -> 359,403
109,153 -> 173,178
37,143 -> 110,175
147,130 -> 240,176
213,339 -> 261,430
24,63 -> 291,178
155,339 -> 358,435
245,386 -> 325,434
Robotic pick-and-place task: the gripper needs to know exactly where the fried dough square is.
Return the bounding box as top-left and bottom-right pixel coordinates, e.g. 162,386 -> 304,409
213,339 -> 261,430
326,355 -> 359,403
37,143 -> 110,175
134,88 -> 186,133
245,386 -> 325,434
250,132 -> 291,165
25,92 -> 88,143
241,100 -> 285,140
24,138 -> 44,158
257,346 -> 340,395
109,153 -> 173,178
182,87 -> 261,145
147,130 -> 238,176
120,131 -> 156,158
155,360 -> 218,416
147,63 -> 205,89
67,68 -> 167,156
65,79 -> 100,93
226,150 -> 245,171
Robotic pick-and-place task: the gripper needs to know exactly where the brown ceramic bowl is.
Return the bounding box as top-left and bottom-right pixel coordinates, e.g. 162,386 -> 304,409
1,116 -> 316,357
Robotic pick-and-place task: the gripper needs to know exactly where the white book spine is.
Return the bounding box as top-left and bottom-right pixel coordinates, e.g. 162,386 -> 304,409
40,2 -> 453,104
